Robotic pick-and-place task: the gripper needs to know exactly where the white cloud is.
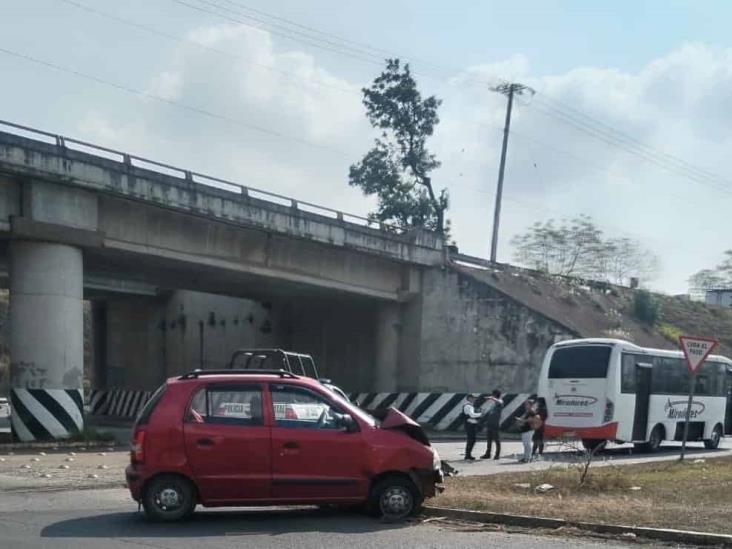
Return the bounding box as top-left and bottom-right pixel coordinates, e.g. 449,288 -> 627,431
76,26 -> 732,294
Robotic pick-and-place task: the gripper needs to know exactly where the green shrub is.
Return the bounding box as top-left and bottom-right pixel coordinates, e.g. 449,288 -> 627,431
633,290 -> 659,325
658,323 -> 682,343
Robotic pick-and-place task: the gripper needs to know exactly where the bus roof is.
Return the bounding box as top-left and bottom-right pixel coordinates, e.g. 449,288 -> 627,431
552,338 -> 732,365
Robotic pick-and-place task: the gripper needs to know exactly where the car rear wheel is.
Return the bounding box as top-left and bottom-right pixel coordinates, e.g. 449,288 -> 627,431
142,474 -> 196,522
704,424 -> 723,449
370,476 -> 422,521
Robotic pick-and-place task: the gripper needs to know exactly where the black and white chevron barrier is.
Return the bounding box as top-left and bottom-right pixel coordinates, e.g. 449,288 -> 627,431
88,388 -> 153,419
86,387 -> 532,431
349,392 -> 532,432
10,388 -> 84,441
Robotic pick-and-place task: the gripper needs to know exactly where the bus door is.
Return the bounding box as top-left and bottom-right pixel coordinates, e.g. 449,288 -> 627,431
725,368 -> 732,436
632,361 -> 653,441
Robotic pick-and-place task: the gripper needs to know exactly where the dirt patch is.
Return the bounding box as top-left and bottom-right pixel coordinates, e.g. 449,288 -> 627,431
0,446 -> 127,491
436,455 -> 732,535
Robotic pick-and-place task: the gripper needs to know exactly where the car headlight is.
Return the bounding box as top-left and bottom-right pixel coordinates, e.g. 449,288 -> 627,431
432,447 -> 441,471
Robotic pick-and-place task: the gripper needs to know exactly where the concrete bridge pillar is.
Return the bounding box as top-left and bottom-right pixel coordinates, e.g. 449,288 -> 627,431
374,303 -> 400,392
9,241 -> 84,441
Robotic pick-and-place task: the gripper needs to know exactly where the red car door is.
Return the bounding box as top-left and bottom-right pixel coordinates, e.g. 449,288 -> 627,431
183,383 -> 271,503
269,383 -> 368,501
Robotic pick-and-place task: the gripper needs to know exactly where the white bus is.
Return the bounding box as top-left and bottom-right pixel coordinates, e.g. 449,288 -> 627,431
537,338 -> 732,452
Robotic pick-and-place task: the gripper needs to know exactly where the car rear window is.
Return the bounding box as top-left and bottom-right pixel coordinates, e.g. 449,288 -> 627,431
134,384 -> 167,426
548,346 -> 612,379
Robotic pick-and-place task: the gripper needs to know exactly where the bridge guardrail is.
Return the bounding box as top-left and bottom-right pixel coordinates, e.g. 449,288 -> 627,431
0,118 -> 406,235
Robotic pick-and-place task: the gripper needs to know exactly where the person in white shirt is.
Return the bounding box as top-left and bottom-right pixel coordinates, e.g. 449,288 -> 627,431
462,394 -> 483,461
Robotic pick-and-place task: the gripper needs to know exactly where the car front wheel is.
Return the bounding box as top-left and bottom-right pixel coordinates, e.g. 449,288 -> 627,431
142,474 -> 196,522
370,476 -> 422,521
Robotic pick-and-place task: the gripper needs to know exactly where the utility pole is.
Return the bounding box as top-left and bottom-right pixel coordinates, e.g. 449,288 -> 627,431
490,82 -> 533,263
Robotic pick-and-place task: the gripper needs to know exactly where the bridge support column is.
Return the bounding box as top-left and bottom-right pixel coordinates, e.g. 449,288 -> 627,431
9,241 -> 84,441
374,303 -> 400,392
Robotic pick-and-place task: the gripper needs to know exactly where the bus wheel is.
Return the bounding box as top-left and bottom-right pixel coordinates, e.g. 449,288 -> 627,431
704,424 -> 723,450
635,425 -> 664,453
581,439 -> 606,452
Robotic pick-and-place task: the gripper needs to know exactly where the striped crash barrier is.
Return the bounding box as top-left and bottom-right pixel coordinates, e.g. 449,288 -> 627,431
10,388 -> 84,441
88,388 -> 154,420
348,392 -> 532,432
86,388 -> 533,432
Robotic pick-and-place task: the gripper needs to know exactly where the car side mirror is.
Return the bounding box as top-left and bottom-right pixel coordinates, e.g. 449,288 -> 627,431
338,414 -> 358,433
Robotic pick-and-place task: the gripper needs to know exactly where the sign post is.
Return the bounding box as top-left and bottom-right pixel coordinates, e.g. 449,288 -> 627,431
678,335 -> 719,461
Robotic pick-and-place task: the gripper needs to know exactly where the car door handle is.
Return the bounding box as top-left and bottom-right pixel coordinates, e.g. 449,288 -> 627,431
282,441 -> 299,449
196,438 -> 215,447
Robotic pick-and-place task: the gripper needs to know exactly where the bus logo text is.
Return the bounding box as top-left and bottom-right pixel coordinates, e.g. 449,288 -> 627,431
554,394 -> 597,407
664,399 -> 705,419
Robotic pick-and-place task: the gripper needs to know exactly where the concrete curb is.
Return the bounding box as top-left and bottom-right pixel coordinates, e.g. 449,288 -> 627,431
0,440 -> 118,451
424,506 -> 732,547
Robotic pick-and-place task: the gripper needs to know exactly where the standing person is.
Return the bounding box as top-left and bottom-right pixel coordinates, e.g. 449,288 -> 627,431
515,399 -> 537,463
480,389 -> 503,460
532,397 -> 548,459
462,394 -> 482,461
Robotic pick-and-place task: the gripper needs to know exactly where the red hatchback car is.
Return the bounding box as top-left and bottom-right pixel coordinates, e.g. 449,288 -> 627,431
126,369 -> 443,521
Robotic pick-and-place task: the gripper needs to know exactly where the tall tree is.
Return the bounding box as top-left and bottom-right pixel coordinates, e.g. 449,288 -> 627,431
349,59 -> 448,234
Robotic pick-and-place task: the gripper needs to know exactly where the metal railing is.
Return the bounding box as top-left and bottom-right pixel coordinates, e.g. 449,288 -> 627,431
0,118 -> 403,234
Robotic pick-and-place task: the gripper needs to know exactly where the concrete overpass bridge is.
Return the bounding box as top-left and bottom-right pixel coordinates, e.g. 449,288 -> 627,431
0,120 -> 575,442
0,120 -> 445,440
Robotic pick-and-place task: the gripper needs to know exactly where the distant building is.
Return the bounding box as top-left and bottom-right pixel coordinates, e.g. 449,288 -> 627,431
705,288 -> 732,307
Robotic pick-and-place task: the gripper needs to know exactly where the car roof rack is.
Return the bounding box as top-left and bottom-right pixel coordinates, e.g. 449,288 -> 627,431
178,368 -> 298,380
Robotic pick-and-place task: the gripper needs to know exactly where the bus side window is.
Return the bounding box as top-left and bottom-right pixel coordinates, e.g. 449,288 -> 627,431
621,354 -> 637,393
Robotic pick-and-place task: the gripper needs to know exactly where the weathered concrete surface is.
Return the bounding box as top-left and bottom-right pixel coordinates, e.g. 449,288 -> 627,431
103,291 -> 281,389
9,241 -> 84,439
411,267 -> 575,393
0,130 -> 443,267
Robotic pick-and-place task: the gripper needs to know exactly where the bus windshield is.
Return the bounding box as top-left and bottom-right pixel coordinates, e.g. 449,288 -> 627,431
548,346 -> 612,379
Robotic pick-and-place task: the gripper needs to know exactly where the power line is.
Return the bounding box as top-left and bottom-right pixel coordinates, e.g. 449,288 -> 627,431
535,93 -> 728,184
0,45 -> 352,157
54,0 -> 360,97
215,0 -> 457,78
169,0 -> 384,66
526,100 -> 732,196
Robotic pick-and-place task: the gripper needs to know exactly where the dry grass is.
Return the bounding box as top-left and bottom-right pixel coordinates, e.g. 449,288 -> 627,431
436,456 -> 732,535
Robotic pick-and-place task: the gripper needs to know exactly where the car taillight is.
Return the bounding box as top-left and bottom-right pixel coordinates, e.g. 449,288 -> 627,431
603,399 -> 614,423
131,429 -> 146,464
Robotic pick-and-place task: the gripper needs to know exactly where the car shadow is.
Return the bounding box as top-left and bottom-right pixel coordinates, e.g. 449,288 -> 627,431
41,506 -> 412,538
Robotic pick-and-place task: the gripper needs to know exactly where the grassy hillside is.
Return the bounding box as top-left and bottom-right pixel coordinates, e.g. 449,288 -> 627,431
456,262 -> 732,357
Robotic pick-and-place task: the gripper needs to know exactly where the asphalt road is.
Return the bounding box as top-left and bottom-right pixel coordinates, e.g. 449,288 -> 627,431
0,488 -> 639,549
433,436 -> 732,475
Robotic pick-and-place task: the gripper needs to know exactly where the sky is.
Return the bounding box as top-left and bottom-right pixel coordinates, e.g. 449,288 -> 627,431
2,0 -> 732,294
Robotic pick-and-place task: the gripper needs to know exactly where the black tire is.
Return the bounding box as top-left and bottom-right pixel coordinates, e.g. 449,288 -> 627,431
704,424 -> 723,450
369,475 -> 422,521
581,439 -> 606,452
635,425 -> 664,453
142,474 -> 196,522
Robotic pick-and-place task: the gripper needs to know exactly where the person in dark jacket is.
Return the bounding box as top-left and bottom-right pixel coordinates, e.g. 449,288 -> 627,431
480,389 -> 503,460
532,397 -> 548,458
